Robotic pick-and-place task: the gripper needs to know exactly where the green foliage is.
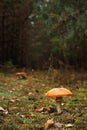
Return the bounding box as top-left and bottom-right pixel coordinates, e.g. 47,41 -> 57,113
34,0 -> 87,69
3,0 -> 23,9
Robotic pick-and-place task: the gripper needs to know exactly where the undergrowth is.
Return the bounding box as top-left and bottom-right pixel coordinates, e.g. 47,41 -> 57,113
0,69 -> 87,130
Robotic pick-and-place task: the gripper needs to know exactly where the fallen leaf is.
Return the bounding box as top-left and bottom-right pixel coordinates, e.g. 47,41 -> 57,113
1,96 -> 6,100
27,92 -> 33,96
54,122 -> 64,129
12,88 -> 16,91
44,118 -> 54,130
65,123 -> 74,128
9,90 -> 13,93
0,106 -> 8,115
41,84 -> 46,87
20,114 -> 25,118
4,110 -> 8,115
84,107 -> 87,110
0,106 -> 5,111
9,99 -> 15,103
36,107 -> 50,113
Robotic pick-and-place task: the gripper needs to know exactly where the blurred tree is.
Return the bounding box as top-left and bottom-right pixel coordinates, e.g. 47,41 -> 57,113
0,0 -> 87,70
0,0 -> 33,66
35,0 -> 87,69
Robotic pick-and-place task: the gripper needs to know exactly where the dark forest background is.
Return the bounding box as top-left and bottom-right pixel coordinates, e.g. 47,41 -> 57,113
0,0 -> 87,70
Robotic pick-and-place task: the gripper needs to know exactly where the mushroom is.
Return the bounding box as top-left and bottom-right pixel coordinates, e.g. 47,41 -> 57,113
45,88 -> 72,114
16,72 -> 27,79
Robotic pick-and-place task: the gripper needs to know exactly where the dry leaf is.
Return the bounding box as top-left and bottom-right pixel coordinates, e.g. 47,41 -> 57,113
84,107 -> 87,110
12,88 -> 16,91
27,92 -> 33,96
4,110 -> 8,115
65,123 -> 73,128
0,106 -> 5,111
9,99 -> 15,103
0,106 -> 8,115
36,107 -> 49,113
44,118 -> 54,130
54,122 -> 63,130
41,84 -> 46,87
1,96 -> 5,100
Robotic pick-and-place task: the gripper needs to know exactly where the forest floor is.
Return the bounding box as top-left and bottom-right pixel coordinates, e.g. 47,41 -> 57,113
0,68 -> 87,130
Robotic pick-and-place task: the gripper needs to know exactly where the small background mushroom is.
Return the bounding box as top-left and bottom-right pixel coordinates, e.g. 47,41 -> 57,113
16,72 -> 27,79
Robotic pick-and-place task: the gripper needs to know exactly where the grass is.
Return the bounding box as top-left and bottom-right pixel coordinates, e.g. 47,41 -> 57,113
0,69 -> 87,130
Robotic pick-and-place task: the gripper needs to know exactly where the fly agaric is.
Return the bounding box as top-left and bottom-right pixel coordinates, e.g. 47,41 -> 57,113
16,72 -> 27,79
45,88 -> 72,114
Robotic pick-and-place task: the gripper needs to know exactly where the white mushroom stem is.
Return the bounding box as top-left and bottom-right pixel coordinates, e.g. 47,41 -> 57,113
56,97 -> 63,114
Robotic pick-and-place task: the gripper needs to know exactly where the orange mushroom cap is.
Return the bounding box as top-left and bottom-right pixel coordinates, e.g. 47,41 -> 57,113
45,88 -> 72,98
16,72 -> 26,75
